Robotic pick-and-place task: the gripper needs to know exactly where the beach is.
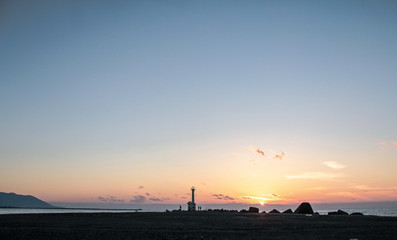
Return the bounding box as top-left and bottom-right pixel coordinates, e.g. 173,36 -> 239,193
1,212 -> 397,240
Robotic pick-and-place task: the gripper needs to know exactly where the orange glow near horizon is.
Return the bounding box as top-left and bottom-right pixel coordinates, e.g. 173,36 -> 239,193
2,141 -> 397,206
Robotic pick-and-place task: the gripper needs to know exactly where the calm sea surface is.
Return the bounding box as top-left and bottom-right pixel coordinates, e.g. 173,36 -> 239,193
0,208 -> 140,215
1,207 -> 397,216
316,208 -> 397,216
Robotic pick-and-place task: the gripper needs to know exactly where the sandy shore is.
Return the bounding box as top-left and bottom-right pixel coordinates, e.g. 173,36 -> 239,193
1,212 -> 396,240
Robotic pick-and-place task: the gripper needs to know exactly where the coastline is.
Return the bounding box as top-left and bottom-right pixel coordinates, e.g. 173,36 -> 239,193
1,212 -> 397,240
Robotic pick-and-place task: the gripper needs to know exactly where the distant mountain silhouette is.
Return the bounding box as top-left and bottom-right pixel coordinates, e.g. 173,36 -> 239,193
0,192 -> 53,208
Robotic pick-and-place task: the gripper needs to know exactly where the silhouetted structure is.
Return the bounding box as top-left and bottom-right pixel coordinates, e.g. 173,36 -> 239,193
282,209 -> 293,214
269,209 -> 280,213
248,207 -> 259,213
187,186 -> 196,211
328,210 -> 348,215
351,212 -> 364,216
294,202 -> 314,214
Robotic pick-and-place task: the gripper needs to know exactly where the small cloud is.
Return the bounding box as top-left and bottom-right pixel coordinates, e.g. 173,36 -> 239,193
323,161 -> 346,169
285,172 -> 340,180
212,193 -> 235,201
181,196 -> 187,199
130,195 -> 146,203
97,197 -> 106,202
97,196 -> 125,203
249,146 -> 265,157
212,194 -> 223,200
145,192 -> 150,196
270,193 -> 279,197
138,185 -> 144,189
392,142 -> 397,147
273,152 -> 285,160
224,195 -> 235,200
379,141 -> 387,146
149,198 -> 162,202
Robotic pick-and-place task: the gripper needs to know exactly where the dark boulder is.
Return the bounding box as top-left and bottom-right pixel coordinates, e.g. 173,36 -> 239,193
351,212 -> 364,216
248,207 -> 259,213
269,209 -> 280,213
240,209 -> 247,213
337,210 -> 348,215
261,210 -> 267,213
294,202 -> 314,214
328,210 -> 349,215
282,209 -> 293,214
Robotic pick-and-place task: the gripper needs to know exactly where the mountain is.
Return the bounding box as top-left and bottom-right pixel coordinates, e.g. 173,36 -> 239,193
0,192 -> 53,208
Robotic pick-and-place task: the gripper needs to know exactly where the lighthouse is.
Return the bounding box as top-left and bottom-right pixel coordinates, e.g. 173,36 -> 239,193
187,186 -> 196,211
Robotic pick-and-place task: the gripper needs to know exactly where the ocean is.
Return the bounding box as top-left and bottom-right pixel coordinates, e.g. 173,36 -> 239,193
316,207 -> 397,216
0,208 -> 140,215
1,207 -> 397,216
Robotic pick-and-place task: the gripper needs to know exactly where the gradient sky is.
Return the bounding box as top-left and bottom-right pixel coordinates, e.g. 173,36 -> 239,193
1,0 -> 397,207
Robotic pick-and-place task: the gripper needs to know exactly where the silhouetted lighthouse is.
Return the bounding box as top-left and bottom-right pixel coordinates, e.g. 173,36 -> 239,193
187,186 -> 196,211
191,187 -> 195,203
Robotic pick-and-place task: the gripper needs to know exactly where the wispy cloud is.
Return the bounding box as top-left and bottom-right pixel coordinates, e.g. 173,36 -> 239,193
138,185 -> 144,189
97,196 -> 125,203
305,186 -> 326,191
273,152 -> 285,160
145,192 -> 150,196
249,146 -> 265,157
242,196 -> 273,201
323,161 -> 346,169
149,198 -> 162,202
350,185 -> 397,191
212,194 -> 235,201
285,172 -> 341,180
242,193 -> 281,203
378,141 -> 397,149
130,195 -> 146,203
224,196 -> 235,200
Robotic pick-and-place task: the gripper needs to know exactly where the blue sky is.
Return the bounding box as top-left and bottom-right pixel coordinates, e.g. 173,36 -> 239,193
1,0 -> 397,206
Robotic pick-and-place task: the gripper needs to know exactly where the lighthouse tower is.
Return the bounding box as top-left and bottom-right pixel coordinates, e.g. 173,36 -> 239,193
187,186 -> 196,211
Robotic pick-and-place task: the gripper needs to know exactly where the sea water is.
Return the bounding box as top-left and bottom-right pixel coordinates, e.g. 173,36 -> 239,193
316,207 -> 397,216
1,207 -> 397,216
0,208 -> 140,215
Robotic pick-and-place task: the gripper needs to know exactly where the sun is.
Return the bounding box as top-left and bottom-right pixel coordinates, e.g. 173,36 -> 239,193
260,202 -> 265,206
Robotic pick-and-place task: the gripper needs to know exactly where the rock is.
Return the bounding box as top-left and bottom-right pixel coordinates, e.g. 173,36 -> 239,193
351,212 -> 364,216
240,209 -> 247,213
294,202 -> 314,214
314,212 -> 320,215
269,209 -> 280,213
282,209 -> 293,214
328,210 -> 349,215
337,210 -> 348,215
248,207 -> 259,213
261,210 -> 267,213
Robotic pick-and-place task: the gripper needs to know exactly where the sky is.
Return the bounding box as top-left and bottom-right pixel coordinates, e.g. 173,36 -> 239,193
1,0 -> 397,210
